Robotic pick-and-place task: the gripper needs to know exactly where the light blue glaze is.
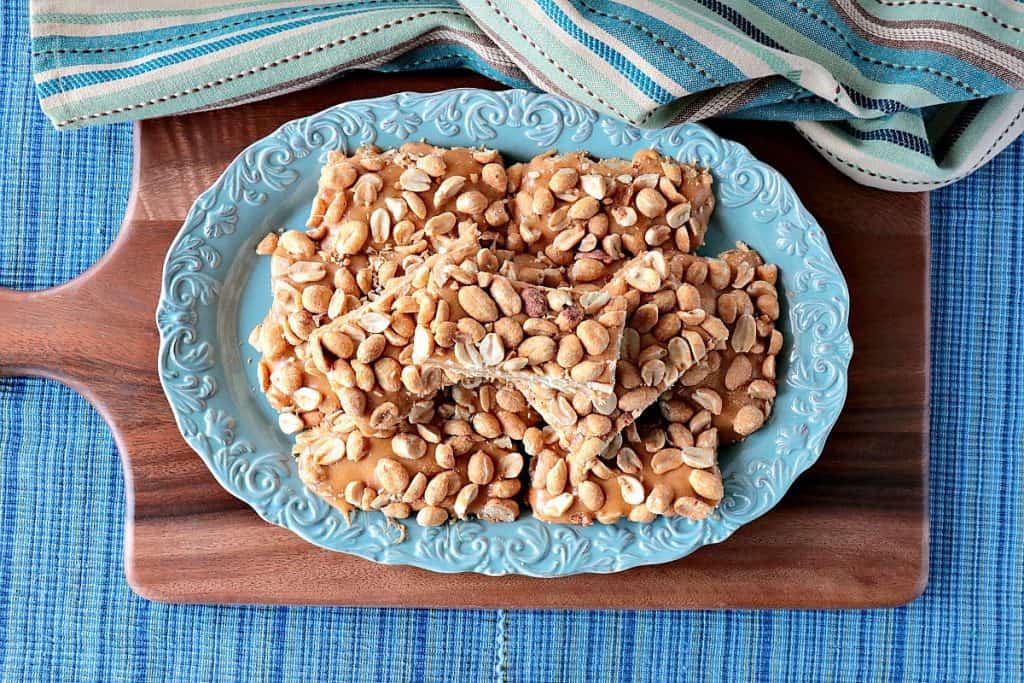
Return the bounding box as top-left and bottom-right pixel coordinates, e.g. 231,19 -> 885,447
157,89 -> 852,577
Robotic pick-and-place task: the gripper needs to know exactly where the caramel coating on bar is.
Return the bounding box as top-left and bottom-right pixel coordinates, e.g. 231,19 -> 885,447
297,381 -> 538,526
672,243 -> 783,444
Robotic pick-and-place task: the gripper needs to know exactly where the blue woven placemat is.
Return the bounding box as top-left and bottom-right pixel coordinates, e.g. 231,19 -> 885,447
2,5 -> 1022,682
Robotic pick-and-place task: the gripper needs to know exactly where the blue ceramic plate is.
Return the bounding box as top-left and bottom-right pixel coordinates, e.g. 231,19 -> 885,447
157,89 -> 852,577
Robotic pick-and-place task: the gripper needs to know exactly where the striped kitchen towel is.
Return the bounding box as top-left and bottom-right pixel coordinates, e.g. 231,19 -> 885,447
29,0 -> 1024,190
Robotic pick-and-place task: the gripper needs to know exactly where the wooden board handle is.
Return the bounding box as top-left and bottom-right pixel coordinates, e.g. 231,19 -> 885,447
0,219 -> 165,397
0,130 -> 173,448
0,286 -> 73,380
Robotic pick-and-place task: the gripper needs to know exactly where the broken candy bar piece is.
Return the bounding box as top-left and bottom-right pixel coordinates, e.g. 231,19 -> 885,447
411,267 -> 630,400
528,399 -> 723,525
252,144 -> 510,434
521,250 -> 728,459
304,240 -> 486,436
503,149 -> 715,287
672,242 -> 783,444
308,143 -> 510,293
297,381 -> 537,526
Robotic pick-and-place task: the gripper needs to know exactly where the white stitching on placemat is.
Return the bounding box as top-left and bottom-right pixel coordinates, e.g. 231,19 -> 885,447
494,609 -> 509,683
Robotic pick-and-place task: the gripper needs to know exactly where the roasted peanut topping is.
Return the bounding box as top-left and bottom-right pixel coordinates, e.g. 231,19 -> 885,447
256,145 -> 782,534
413,265 -> 630,399
296,379 -> 537,525
520,250 -> 730,458
500,149 -> 715,287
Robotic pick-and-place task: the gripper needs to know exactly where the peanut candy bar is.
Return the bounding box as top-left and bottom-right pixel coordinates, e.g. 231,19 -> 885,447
411,266 -> 630,400
529,243 -> 781,526
252,321 -> 342,436
672,243 -> 783,443
528,398 -> 724,525
297,381 -> 537,526
251,232 -> 344,435
304,240 -> 502,437
252,143 -> 508,432
503,149 -> 715,287
307,143 -> 510,295
520,251 -> 729,459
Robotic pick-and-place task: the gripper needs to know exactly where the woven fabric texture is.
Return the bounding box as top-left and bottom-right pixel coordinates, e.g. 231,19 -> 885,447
3,2 -> 1023,681
27,0 -> 1024,190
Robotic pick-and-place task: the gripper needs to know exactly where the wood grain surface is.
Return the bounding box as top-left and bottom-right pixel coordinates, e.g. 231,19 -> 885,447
0,72 -> 929,609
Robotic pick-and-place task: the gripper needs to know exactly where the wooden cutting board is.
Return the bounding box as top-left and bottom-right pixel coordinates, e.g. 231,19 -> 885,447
0,72 -> 928,609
